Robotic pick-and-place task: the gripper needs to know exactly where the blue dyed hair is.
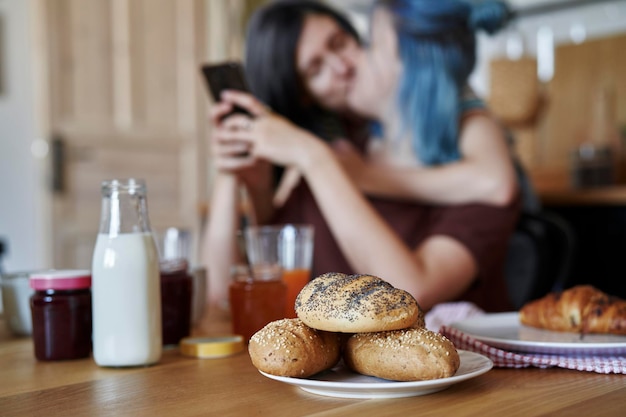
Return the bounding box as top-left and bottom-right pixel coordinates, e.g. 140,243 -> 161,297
375,0 -> 512,165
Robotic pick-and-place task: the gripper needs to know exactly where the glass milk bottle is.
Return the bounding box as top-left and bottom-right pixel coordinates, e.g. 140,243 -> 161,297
92,179 -> 162,366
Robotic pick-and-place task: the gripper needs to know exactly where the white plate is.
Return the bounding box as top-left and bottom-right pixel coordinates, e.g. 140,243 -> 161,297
450,312 -> 626,355
259,350 -> 492,399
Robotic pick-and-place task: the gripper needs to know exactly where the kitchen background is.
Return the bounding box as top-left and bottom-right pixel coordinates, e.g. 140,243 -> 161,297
1,1 -> 625,296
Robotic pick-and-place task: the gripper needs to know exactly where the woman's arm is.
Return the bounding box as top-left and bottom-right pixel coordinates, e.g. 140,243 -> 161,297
216,91 -> 478,310
334,114 -> 518,206
208,101 -> 276,224
203,172 -> 240,310
298,135 -> 478,310
202,101 -> 275,310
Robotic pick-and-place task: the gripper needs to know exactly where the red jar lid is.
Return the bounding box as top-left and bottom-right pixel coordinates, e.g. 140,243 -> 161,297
30,270 -> 91,291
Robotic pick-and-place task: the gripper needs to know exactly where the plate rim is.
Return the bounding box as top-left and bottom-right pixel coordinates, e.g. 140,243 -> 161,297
258,350 -> 493,395
449,311 -> 626,353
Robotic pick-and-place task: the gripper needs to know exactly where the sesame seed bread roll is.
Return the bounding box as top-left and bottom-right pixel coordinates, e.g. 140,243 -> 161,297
295,273 -> 421,333
344,328 -> 460,381
248,318 -> 342,378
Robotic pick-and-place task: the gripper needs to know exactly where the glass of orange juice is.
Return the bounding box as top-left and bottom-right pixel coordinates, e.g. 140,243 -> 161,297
244,224 -> 314,318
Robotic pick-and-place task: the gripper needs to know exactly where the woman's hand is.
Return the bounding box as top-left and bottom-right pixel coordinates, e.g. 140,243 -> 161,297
210,100 -> 254,171
209,97 -> 273,193
208,93 -> 277,226
214,90 -> 325,171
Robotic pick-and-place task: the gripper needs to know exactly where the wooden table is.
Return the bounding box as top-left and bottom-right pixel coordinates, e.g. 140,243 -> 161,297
1,310 -> 626,417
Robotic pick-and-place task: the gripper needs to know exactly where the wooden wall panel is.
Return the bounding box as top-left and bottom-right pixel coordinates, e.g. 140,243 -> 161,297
48,0 -> 208,135
47,0 -> 115,127
38,0 -> 302,267
70,0 -> 113,125
111,0 -> 132,129
41,0 -> 210,268
131,0 -> 178,130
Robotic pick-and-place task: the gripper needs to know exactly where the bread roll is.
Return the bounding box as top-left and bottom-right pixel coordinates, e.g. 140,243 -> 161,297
520,285 -> 626,335
248,318 -> 341,378
344,328 -> 460,381
295,272 -> 421,333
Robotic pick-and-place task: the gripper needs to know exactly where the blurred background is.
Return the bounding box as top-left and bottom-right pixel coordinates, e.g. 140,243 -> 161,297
0,0 -> 625,291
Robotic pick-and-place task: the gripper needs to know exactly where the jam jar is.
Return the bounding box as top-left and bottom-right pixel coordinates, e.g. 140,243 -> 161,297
30,270 -> 92,361
229,264 -> 286,342
160,258 -> 193,346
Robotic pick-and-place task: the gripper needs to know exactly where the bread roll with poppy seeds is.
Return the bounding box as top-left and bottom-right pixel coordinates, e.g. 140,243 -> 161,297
248,318 -> 342,378
295,273 -> 421,333
344,327 -> 460,381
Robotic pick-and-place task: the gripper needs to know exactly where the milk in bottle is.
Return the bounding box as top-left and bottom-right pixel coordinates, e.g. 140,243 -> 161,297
91,178 -> 162,367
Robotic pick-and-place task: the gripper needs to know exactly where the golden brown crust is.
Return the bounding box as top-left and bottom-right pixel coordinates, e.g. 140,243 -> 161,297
519,285 -> 626,335
343,328 -> 460,381
295,272 -> 421,333
248,319 -> 342,378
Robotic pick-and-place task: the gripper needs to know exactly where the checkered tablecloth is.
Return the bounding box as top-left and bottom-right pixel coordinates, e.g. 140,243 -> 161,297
440,325 -> 626,374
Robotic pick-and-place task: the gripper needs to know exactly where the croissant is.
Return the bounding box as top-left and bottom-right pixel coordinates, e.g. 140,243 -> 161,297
519,285 -> 626,335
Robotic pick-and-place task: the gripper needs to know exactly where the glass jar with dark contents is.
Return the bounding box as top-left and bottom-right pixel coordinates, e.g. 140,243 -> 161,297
30,270 -> 92,361
160,259 -> 193,346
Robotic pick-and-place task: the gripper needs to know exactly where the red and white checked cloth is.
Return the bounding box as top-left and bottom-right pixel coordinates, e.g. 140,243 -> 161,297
440,325 -> 626,374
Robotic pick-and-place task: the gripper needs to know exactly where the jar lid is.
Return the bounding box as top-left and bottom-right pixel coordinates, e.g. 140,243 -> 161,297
160,258 -> 189,274
30,270 -> 91,291
179,336 -> 244,358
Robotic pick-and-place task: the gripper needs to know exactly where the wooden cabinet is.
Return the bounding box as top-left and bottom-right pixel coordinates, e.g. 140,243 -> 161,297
510,33 -> 626,190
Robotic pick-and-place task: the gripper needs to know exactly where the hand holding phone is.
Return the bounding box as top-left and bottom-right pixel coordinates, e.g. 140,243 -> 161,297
201,61 -> 252,119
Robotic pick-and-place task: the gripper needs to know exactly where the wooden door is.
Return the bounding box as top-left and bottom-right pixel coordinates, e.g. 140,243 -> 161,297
38,0 -> 213,269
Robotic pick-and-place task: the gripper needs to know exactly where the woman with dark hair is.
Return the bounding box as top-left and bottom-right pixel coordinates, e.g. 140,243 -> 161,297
206,0 -> 520,313
206,1 -> 368,309
350,0 -> 511,164
244,0 -> 363,142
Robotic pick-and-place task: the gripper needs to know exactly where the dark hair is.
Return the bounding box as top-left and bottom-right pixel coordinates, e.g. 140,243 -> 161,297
244,0 -> 360,139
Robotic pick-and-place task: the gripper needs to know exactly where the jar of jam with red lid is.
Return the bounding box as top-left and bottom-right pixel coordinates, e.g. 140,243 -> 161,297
160,258 -> 192,346
30,270 -> 92,361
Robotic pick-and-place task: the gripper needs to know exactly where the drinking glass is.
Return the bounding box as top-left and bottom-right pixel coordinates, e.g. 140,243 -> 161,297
0,271 -> 36,336
155,227 -> 194,346
157,227 -> 191,261
245,224 -> 314,318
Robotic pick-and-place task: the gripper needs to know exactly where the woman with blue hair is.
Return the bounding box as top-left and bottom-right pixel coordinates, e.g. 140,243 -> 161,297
207,0 -> 520,312
338,0 -> 519,207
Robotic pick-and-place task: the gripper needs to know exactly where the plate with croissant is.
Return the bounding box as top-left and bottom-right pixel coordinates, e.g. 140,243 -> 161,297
450,286 -> 626,355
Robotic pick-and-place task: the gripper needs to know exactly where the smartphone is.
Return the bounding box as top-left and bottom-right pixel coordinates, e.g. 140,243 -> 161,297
201,61 -> 252,118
